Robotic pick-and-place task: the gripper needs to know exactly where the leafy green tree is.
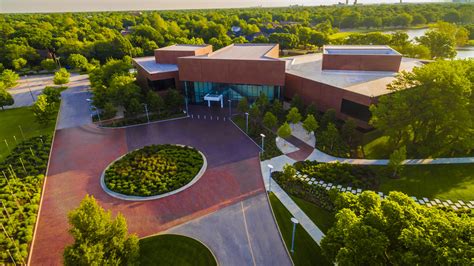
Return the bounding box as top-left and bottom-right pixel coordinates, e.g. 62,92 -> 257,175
290,94 -> 304,112
417,30 -> 456,59
12,58 -> 27,70
286,107 -> 302,124
33,94 -> 56,125
164,89 -> 184,113
146,91 -> 164,114
393,13 -> 413,27
0,89 -> 14,110
302,114 -> 318,134
107,75 -> 141,107
263,111 -> 278,130
67,54 -> 88,70
388,146 -> 406,178
370,60 -> 473,157
269,33 -> 299,50
321,109 -> 336,129
1,69 -> 20,89
41,59 -> 57,71
249,104 -> 261,126
42,86 -> 62,103
322,191 -> 473,265
282,163 -> 297,181
271,99 -> 284,119
64,195 -> 139,266
412,14 -> 427,25
125,98 -> 142,117
305,103 -> 318,117
237,97 -> 249,114
102,102 -> 117,119
255,92 -> 269,111
277,122 -> 292,139
341,119 -> 357,146
53,68 -> 70,85
320,123 -> 339,150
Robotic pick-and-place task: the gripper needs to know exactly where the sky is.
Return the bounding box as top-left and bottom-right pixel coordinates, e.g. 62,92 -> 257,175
0,0 -> 447,14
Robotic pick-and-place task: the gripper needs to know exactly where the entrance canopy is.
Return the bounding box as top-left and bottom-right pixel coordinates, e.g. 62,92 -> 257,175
204,93 -> 223,108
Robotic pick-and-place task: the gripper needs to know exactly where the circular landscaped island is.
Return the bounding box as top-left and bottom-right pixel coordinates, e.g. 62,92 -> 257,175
102,144 -> 206,200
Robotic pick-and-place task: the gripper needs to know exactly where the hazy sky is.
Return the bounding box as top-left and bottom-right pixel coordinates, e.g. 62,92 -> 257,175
0,0 -> 446,14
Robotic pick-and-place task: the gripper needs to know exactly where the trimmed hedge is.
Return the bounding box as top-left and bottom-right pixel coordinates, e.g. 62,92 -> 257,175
104,144 -> 204,197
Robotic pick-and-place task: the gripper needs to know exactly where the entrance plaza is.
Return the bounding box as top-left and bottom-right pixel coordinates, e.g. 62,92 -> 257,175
30,118 -> 291,265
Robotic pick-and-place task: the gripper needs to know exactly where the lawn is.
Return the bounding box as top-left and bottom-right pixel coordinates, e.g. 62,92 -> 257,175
269,193 -> 331,266
375,164 -> 474,201
0,106 -> 57,160
290,196 -> 335,234
139,234 -> 217,266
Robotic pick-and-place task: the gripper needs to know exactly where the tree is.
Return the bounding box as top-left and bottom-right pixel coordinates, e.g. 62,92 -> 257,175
416,30 -> 456,59
290,94 -> 304,112
67,54 -> 88,70
107,75 -> 141,107
271,100 -> 284,120
302,114 -> 318,134
321,191 -> 472,265
164,89 -> 184,113
42,86 -> 61,103
32,94 -> 56,125
255,92 -> 269,111
0,89 -> 14,110
237,97 -> 249,114
268,33 -> 299,50
341,119 -> 357,146
12,58 -> 27,70
370,60 -> 473,157
41,59 -> 57,71
53,68 -> 70,85
393,13 -> 413,27
277,122 -> 292,139
388,146 -> 406,178
321,109 -> 336,129
305,103 -> 318,117
263,111 -> 278,130
146,91 -> 164,114
286,107 -> 302,124
64,195 -> 139,266
320,123 -> 339,150
125,98 -> 142,117
1,69 -> 19,89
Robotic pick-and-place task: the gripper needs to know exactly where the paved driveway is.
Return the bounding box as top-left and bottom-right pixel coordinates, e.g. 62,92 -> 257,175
30,118 -> 277,265
56,74 -> 92,129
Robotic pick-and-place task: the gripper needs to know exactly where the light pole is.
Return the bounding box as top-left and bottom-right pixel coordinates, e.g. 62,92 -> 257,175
290,217 -> 299,254
267,164 -> 273,192
260,133 -> 265,153
185,97 -> 189,115
25,75 -> 35,102
143,103 -> 150,123
228,99 -> 232,117
245,112 -> 249,133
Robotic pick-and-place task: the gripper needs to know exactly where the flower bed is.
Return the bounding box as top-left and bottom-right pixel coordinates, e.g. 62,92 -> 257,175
104,144 -> 204,197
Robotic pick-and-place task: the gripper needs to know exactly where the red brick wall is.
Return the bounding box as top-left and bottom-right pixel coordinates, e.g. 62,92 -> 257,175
322,54 -> 402,72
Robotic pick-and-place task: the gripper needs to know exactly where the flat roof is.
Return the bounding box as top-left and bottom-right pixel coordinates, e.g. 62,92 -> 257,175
156,44 -> 209,52
132,56 -> 178,74
323,45 -> 401,56
196,43 -> 279,60
284,53 -> 425,97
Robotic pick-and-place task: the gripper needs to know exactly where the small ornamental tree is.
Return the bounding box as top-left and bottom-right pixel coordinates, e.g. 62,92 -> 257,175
303,114 -> 318,134
146,91 -> 164,114
341,119 -> 357,146
42,86 -> 62,103
256,92 -> 269,110
320,123 -> 339,150
64,195 -> 139,266
263,111 -> 278,130
32,94 -> 56,125
126,98 -> 142,117
388,146 -> 407,178
41,59 -> 57,71
67,54 -> 89,70
237,97 -> 249,114
12,58 -> 27,71
164,89 -> 184,113
1,69 -> 20,89
277,122 -> 292,139
271,100 -> 284,119
53,68 -> 70,85
282,163 -> 297,181
290,94 -> 304,112
0,89 -> 14,110
286,107 -> 302,124
305,103 -> 318,117
321,108 -> 336,129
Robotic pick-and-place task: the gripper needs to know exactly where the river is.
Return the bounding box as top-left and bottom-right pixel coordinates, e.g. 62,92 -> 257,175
383,28 -> 473,59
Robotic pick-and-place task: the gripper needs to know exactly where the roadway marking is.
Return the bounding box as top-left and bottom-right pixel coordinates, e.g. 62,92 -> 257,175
241,201 -> 257,266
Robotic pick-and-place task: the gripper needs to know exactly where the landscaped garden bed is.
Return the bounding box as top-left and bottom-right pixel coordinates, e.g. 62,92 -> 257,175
103,144 -> 204,197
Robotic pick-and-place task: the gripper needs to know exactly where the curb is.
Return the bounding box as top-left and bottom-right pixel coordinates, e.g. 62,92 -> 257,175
100,144 -> 207,201
96,114 -> 189,129
228,118 -> 262,150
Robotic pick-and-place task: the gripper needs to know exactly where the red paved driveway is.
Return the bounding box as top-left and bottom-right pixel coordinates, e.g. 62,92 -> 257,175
30,118 -> 263,265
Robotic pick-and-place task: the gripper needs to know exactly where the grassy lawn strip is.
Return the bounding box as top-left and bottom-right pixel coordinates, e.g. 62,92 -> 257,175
0,106 -> 57,160
139,234 -> 217,266
269,193 -> 331,266
290,196 -> 335,234
374,164 -> 474,201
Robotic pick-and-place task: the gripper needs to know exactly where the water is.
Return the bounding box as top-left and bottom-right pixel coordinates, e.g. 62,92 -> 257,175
384,28 -> 473,59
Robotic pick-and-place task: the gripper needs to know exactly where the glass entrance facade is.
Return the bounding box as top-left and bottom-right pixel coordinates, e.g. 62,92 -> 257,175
184,81 -> 282,104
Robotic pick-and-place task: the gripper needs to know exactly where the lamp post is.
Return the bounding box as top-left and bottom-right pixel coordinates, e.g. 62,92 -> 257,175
143,103 -> 150,123
245,112 -> 249,133
25,75 -> 35,102
267,164 -> 273,192
260,133 -> 266,153
228,99 -> 232,117
290,217 -> 299,254
185,97 -> 189,115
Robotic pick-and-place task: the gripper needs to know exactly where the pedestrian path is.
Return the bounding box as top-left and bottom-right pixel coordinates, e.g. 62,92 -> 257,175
260,156 -> 325,245
307,149 -> 474,165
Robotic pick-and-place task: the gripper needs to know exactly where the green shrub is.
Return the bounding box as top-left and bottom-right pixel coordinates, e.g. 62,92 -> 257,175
104,145 -> 203,197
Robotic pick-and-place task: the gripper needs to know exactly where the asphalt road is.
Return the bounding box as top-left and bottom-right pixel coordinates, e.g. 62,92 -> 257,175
56,74 -> 92,129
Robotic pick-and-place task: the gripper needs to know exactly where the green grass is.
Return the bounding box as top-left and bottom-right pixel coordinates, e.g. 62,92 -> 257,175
375,164 -> 474,202
139,234 -> 217,266
0,106 -> 57,160
269,193 -> 331,266
290,196 -> 335,234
